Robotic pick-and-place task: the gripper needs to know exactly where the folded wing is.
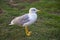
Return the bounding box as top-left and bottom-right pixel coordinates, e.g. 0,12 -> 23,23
11,14 -> 30,26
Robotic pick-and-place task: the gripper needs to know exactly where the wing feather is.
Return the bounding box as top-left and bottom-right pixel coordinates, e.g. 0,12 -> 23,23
12,14 -> 29,25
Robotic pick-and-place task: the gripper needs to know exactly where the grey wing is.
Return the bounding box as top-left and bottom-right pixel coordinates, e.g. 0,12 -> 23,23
12,14 -> 30,25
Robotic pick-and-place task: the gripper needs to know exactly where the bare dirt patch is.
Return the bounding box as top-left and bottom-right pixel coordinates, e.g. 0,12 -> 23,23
15,0 -> 39,3
0,8 -> 4,14
25,0 -> 39,3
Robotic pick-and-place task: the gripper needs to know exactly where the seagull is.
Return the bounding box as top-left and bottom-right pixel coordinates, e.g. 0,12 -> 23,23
9,8 -> 40,36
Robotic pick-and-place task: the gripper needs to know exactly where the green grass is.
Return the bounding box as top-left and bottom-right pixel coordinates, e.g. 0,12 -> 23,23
0,0 -> 60,40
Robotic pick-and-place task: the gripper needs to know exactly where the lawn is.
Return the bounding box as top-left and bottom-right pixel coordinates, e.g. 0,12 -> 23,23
0,0 -> 60,40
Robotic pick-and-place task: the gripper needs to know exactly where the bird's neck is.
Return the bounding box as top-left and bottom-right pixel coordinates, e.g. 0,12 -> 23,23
28,12 -> 37,20
29,11 -> 36,13
28,12 -> 37,16
29,12 -> 36,14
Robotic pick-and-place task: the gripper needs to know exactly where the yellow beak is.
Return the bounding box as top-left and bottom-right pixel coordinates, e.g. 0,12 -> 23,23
37,10 -> 40,12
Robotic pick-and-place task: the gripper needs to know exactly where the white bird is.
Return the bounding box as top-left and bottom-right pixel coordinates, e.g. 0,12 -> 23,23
9,8 -> 40,36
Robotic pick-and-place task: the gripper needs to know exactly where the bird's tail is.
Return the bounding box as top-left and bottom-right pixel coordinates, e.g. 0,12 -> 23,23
9,24 -> 12,25
9,23 -> 14,25
9,20 -> 14,25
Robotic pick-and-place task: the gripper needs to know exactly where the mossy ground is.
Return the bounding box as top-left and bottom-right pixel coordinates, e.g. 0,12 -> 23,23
0,0 -> 60,40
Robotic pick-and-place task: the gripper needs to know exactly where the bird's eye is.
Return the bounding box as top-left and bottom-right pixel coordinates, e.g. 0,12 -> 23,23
32,9 -> 36,11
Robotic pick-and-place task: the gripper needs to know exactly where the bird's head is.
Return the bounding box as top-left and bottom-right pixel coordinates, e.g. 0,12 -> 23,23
29,8 -> 40,13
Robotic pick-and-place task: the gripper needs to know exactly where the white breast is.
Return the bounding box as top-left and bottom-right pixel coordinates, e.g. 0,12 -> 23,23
29,13 -> 37,22
23,13 -> 37,26
28,13 -> 37,25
